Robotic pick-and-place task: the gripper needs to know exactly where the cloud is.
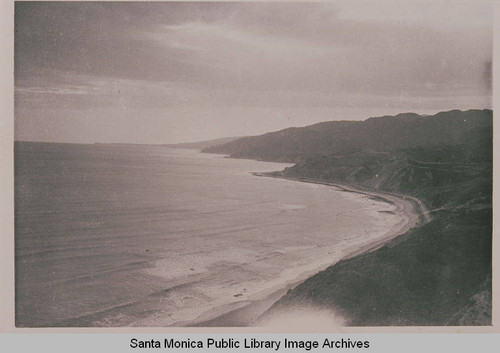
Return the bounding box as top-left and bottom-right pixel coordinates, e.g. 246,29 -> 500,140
16,1 -> 491,93
14,1 -> 492,143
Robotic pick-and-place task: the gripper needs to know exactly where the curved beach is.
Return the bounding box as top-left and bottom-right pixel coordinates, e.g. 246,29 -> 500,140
187,174 -> 429,327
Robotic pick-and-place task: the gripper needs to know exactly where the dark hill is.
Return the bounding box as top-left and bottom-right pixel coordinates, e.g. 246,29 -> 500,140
203,109 -> 492,163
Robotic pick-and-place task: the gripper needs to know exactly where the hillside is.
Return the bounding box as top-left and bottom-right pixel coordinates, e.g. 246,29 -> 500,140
255,118 -> 492,325
203,110 -> 492,163
280,126 -> 492,207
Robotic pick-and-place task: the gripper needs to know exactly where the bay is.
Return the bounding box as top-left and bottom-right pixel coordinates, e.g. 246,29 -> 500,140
15,142 -> 401,327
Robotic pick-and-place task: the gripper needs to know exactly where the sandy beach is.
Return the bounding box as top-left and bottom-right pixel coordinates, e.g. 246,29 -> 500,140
187,173 -> 431,327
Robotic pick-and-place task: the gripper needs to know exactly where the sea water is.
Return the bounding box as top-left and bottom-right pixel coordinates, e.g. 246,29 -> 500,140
15,142 -> 400,327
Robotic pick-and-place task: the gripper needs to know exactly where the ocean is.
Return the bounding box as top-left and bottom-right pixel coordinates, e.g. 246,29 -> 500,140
15,142 -> 401,327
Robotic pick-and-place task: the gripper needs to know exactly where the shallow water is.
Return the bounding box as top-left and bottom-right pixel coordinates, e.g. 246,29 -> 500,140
15,142 -> 400,327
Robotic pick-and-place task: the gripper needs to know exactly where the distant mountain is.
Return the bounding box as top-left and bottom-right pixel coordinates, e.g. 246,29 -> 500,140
164,136 -> 243,150
203,109 -> 492,162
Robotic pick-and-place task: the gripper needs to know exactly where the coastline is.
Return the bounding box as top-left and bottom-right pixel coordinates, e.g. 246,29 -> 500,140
186,172 -> 431,327
253,173 -> 431,261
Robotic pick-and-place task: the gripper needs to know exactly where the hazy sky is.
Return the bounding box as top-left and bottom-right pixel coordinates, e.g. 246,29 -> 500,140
15,1 -> 492,144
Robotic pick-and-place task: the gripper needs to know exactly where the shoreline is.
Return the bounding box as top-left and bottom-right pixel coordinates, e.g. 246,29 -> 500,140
253,173 -> 431,261
186,172 -> 431,327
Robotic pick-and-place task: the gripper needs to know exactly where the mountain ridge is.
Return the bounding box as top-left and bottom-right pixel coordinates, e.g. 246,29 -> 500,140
203,109 -> 492,163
